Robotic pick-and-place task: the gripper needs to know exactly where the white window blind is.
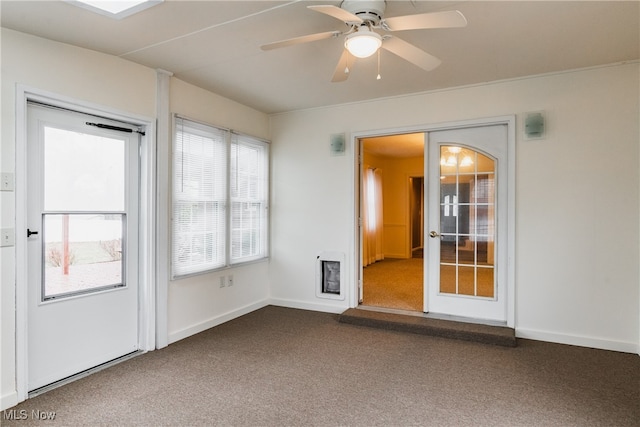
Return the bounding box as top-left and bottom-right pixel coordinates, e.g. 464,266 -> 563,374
172,117 -> 269,278
230,133 -> 269,264
173,118 -> 227,276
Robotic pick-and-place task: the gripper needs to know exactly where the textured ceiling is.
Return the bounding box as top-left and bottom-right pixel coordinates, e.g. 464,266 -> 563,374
2,1 -> 638,114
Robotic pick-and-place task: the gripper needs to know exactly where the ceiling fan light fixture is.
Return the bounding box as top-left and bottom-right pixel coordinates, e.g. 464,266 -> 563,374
345,27 -> 382,58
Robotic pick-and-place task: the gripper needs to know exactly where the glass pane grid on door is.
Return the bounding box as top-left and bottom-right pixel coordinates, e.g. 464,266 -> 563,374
439,146 -> 496,299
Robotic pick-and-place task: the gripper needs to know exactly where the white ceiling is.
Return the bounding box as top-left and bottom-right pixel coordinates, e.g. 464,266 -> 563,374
1,1 -> 638,115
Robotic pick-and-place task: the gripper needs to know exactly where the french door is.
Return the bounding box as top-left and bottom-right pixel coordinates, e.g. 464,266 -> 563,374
26,103 -> 140,391
426,125 -> 508,322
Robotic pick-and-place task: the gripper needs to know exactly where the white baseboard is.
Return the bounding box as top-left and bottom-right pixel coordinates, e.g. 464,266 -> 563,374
168,299 -> 270,344
1,391 -> 19,411
269,298 -> 348,314
167,298 -> 347,345
516,328 -> 640,354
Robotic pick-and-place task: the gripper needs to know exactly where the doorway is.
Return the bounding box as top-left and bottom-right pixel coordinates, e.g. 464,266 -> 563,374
360,133 -> 425,312
357,118 -> 514,325
25,101 -> 143,392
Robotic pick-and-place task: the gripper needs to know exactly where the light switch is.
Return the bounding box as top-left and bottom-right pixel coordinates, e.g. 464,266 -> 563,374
1,173 -> 15,191
1,228 -> 15,247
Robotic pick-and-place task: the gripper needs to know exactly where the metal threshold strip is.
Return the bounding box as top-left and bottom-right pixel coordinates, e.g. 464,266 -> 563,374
28,350 -> 144,398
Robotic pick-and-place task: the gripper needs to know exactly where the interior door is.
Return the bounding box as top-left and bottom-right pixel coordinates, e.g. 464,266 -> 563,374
426,125 -> 508,322
26,103 -> 140,391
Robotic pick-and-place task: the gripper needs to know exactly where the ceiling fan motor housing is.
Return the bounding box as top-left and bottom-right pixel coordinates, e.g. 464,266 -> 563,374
341,0 -> 386,25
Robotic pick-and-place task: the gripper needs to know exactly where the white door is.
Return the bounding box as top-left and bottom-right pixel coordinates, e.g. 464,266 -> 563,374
27,103 -> 140,391
426,125 -> 508,322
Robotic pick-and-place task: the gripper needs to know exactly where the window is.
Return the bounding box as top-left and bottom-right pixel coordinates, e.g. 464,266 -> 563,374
172,117 -> 269,277
230,133 -> 269,263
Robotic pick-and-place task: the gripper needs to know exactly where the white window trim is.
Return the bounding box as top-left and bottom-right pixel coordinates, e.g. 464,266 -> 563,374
171,115 -> 270,280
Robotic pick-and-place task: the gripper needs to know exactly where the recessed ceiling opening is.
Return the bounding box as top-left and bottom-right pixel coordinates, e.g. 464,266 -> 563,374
66,0 -> 163,19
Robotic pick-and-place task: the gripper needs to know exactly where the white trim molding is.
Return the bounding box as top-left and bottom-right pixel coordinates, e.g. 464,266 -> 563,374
516,328 -> 640,355
1,392 -> 19,412
155,69 -> 172,349
168,299 -> 270,344
269,298 -> 349,315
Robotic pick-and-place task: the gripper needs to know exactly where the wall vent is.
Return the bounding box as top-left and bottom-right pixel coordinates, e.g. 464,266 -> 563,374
316,252 -> 345,300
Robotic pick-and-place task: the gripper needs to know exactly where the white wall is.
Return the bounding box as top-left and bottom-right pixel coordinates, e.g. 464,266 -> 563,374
269,62 -> 640,353
1,29 -> 270,410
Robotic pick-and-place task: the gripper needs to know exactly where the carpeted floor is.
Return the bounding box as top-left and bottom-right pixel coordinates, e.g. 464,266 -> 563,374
363,258 -> 423,312
4,306 -> 639,426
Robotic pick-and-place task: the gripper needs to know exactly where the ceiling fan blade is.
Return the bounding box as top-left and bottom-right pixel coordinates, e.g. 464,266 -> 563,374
261,31 -> 341,51
331,49 -> 353,82
383,10 -> 467,31
381,36 -> 441,71
308,5 -> 363,24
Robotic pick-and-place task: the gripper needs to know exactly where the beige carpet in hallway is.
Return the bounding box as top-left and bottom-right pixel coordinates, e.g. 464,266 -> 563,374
362,258 -> 423,312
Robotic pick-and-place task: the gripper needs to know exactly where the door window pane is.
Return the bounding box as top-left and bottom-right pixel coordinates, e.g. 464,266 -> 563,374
439,145 -> 496,298
477,267 -> 495,297
476,152 -> 495,173
439,264 -> 456,294
43,214 -> 124,300
44,126 -> 125,211
458,266 -> 475,296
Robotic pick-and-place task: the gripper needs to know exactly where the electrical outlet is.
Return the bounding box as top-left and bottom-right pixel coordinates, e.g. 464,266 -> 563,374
1,228 -> 15,247
1,173 -> 15,191
219,276 -> 226,288
227,275 -> 234,287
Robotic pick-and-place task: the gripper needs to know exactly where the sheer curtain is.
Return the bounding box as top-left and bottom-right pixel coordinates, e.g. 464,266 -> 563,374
363,167 -> 384,267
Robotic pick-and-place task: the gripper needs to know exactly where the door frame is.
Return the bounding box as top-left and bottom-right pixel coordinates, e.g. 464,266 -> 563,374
409,175 -> 424,255
351,116 -> 515,327
14,86 -> 157,402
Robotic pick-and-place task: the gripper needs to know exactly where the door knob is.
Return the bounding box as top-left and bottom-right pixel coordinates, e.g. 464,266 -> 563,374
429,231 -> 440,238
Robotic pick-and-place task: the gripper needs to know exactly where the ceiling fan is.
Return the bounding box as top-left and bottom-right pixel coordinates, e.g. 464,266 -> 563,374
260,0 -> 467,82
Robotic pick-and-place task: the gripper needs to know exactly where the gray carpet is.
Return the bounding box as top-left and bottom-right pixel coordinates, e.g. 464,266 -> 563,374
3,306 -> 639,426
